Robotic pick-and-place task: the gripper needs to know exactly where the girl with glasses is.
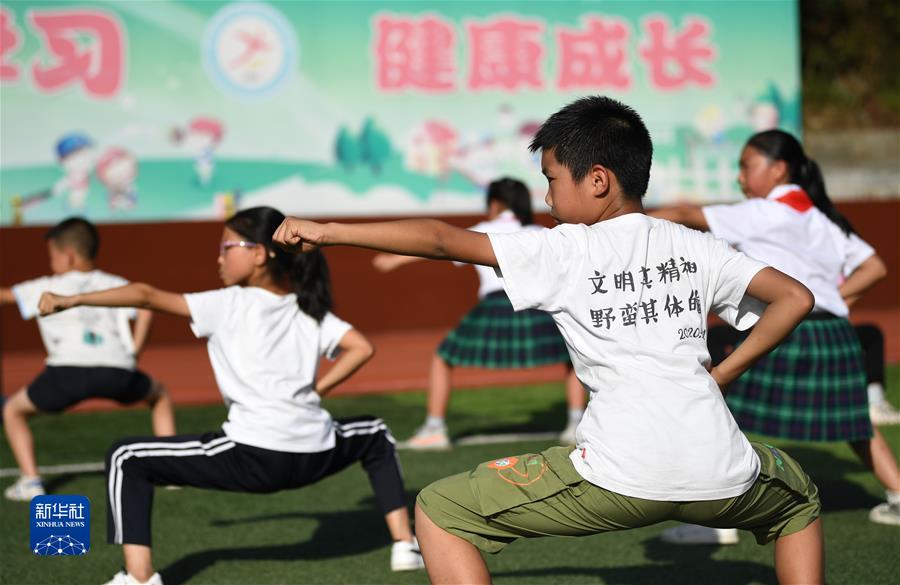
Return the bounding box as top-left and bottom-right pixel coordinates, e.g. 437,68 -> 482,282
38,206 -> 423,585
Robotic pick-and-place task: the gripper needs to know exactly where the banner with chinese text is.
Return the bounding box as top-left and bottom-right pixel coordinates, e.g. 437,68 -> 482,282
0,0 -> 800,225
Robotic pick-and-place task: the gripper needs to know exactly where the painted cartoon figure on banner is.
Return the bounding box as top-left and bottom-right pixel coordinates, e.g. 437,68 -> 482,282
96,147 -> 138,211
449,106 -> 543,188
405,120 -> 458,178
402,103 -> 543,191
749,84 -> 784,132
172,117 -> 224,187
52,132 -> 95,210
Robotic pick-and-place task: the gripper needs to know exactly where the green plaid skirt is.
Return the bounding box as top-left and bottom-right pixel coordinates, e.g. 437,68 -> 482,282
726,315 -> 872,442
437,291 -> 570,368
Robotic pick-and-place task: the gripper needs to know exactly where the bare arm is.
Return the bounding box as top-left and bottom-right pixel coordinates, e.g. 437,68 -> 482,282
711,267 -> 814,389
648,204 -> 710,231
839,254 -> 887,303
315,329 -> 375,397
38,283 -> 191,318
0,287 -> 14,306
372,253 -> 427,273
844,293 -> 862,309
131,309 -> 153,355
273,218 -> 498,268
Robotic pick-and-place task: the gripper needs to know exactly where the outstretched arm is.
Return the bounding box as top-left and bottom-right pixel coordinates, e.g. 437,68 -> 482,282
712,267 -> 814,390
273,218 -> 498,268
648,204 -> 709,231
372,253 -> 427,273
315,329 -> 375,397
0,287 -> 14,306
38,283 -> 190,318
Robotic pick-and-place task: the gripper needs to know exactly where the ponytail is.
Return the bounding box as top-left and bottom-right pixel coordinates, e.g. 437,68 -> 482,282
798,158 -> 855,236
486,177 -> 533,226
226,206 -> 333,321
746,130 -> 855,236
290,249 -> 333,321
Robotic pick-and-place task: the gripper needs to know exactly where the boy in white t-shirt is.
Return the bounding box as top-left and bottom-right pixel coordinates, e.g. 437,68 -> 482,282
272,97 -> 825,584
0,218 -> 175,501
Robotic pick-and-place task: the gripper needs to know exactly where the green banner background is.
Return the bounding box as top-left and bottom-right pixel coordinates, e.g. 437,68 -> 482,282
0,0 -> 800,225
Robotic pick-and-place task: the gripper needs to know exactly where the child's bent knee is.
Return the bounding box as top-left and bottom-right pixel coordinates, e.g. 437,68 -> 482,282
4,388 -> 39,416
143,380 -> 168,405
106,438 -> 139,465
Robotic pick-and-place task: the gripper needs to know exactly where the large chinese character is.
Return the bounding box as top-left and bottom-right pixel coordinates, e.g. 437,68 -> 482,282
467,16 -> 544,91
1,8 -> 22,81
620,303 -> 638,327
35,503 -> 51,520
29,9 -> 125,98
556,17 -> 630,90
680,256 -> 697,274
374,14 -> 455,92
656,258 -> 680,283
639,265 -> 653,289
614,270 -> 635,292
689,289 -> 702,313
639,16 -> 715,91
640,299 -> 659,324
69,502 -> 85,520
589,271 -> 608,294
590,308 -> 615,329
664,294 -> 684,318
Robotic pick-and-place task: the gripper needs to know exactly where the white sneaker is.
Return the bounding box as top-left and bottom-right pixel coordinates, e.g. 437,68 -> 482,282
390,538 -> 425,571
102,570 -> 164,585
869,502 -> 900,526
4,476 -> 45,502
559,421 -> 577,445
402,425 -> 450,450
660,524 -> 740,545
870,401 -> 900,426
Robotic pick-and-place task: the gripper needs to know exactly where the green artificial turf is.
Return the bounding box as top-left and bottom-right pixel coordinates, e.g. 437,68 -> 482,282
1,370 -> 898,584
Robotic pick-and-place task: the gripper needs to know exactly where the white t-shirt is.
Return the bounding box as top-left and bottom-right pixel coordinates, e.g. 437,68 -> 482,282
488,214 -> 768,501
457,210 -> 543,298
12,270 -> 137,369
184,286 -> 353,453
703,184 -> 874,317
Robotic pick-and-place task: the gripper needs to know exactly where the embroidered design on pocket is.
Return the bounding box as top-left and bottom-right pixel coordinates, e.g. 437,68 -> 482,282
488,455 -> 548,486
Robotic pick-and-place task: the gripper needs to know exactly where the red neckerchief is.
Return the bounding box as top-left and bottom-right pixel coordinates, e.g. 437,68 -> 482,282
773,187 -> 814,212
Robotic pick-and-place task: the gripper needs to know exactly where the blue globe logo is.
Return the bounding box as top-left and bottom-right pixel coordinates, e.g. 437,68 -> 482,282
33,534 -> 88,556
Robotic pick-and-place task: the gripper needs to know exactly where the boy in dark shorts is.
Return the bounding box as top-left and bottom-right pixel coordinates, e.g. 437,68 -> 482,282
272,96 -> 825,584
1,218 -> 175,501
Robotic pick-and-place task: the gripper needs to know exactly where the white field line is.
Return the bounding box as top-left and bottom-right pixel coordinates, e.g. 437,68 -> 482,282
0,461 -> 104,478
453,432 -> 559,446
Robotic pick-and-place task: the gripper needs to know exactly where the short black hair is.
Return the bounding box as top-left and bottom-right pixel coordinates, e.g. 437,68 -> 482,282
530,96 -> 653,200
45,217 -> 99,260
486,177 -> 533,226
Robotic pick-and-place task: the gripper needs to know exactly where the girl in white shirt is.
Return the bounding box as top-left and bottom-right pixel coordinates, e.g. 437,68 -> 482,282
39,207 -> 423,585
373,178 -> 584,449
654,129 -> 900,540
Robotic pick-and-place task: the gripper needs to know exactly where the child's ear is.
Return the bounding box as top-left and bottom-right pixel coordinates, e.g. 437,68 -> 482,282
589,164 -> 611,197
65,248 -> 80,267
771,159 -> 790,183
254,245 -> 269,267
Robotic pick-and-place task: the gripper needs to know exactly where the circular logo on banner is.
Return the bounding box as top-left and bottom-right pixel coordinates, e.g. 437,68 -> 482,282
203,3 -> 297,98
